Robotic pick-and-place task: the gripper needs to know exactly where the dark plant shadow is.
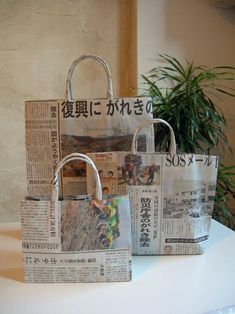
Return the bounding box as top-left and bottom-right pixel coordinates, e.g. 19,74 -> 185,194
216,5 -> 235,26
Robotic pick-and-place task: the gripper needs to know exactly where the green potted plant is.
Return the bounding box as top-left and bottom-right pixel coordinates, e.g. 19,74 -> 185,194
142,54 -> 235,229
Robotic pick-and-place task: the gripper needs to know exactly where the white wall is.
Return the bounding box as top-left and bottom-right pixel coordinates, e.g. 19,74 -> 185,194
137,0 -> 235,166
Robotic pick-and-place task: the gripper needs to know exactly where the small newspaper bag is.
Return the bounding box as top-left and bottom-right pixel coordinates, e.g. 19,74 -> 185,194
87,119 -> 219,255
25,54 -> 153,197
21,153 -> 132,283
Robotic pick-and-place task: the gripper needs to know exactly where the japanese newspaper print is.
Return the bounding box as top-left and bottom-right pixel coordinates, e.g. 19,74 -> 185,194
87,152 -> 219,255
21,195 -> 132,283
25,98 -> 153,197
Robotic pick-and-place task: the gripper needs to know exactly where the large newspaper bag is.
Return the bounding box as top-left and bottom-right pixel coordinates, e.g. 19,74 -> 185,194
21,153 -> 132,283
87,119 -> 219,255
25,54 -> 153,197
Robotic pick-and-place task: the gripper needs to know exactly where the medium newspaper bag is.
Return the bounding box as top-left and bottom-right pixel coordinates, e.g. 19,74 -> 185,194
87,119 -> 219,255
21,153 -> 132,283
25,54 -> 153,197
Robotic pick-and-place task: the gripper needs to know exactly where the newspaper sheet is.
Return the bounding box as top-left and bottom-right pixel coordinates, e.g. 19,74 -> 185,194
87,152 -> 219,255
21,195 -> 132,283
25,98 -> 153,197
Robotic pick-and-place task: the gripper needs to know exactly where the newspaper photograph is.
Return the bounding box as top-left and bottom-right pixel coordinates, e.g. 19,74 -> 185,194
21,195 -> 132,283
25,98 -> 153,197
87,152 -> 219,255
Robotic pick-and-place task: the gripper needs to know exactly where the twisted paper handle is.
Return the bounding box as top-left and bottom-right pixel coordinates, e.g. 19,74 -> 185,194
131,118 -> 177,155
66,54 -> 113,101
52,153 -> 102,201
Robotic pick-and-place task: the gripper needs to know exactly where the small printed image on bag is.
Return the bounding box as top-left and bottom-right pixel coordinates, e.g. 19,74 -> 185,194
87,119 -> 219,256
21,153 -> 132,283
25,54 -> 154,198
61,198 -> 121,252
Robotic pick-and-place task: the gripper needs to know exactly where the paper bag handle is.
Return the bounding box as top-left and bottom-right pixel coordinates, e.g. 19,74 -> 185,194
131,118 -> 177,155
52,153 -> 102,201
66,54 -> 114,101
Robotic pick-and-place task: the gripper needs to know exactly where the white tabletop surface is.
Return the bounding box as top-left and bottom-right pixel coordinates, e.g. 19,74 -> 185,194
0,220 -> 235,314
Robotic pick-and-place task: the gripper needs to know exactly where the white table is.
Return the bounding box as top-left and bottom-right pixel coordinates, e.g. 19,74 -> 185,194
0,220 -> 235,314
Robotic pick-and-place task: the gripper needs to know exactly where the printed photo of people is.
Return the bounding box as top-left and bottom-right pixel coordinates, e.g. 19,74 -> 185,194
107,170 -> 114,178
119,154 -> 160,186
96,162 -> 119,194
164,245 -> 173,255
102,186 -> 110,195
60,133 -> 134,178
163,179 -> 216,219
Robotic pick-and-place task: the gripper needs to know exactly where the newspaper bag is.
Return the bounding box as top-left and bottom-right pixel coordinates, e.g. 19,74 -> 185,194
21,153 -> 132,283
25,54 -> 153,197
87,119 -> 219,255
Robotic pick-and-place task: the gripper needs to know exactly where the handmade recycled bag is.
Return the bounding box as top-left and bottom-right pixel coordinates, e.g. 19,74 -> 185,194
25,54 -> 153,197
87,119 -> 219,255
21,153 -> 132,283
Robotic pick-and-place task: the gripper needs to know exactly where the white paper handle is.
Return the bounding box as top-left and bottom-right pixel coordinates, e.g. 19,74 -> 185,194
131,118 -> 177,155
52,153 -> 102,201
65,54 -> 113,101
